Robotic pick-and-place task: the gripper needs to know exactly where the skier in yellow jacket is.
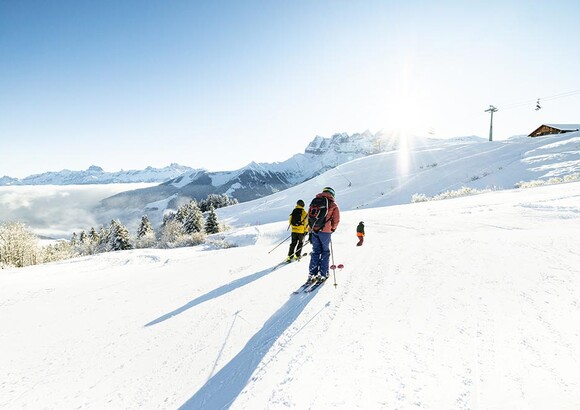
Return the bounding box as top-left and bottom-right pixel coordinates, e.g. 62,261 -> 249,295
287,200 -> 309,261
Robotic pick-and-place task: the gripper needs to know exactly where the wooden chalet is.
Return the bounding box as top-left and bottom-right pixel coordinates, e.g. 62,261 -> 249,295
528,124 -> 580,137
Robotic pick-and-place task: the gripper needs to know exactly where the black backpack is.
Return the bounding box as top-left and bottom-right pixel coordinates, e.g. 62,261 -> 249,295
290,208 -> 304,226
308,196 -> 329,231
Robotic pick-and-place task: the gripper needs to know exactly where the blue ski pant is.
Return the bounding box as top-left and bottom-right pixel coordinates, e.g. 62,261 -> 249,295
309,231 -> 332,277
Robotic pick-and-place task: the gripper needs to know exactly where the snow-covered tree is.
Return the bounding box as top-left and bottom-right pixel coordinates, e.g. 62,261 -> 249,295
199,194 -> 237,212
89,227 -> 99,243
137,215 -> 154,238
180,201 -> 204,234
41,240 -> 74,263
108,219 -> 133,251
76,226 -> 100,255
0,222 -> 39,268
70,232 -> 78,247
158,218 -> 186,248
136,215 -> 155,248
204,205 -> 220,234
96,225 -> 111,253
162,211 -> 176,227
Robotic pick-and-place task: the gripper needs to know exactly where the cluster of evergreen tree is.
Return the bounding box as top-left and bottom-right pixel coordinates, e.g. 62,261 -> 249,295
70,220 -> 133,254
0,194 -> 235,269
199,194 -> 238,212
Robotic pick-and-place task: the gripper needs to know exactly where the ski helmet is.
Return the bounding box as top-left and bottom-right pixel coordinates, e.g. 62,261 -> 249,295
322,187 -> 335,198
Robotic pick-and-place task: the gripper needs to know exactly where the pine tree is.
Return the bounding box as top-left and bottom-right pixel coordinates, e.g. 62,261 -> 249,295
199,194 -> 237,212
108,219 -> 133,251
182,202 -> 203,234
162,212 -> 176,227
79,226 -> 100,255
175,201 -> 189,224
96,226 -> 111,253
136,215 -> 155,248
204,205 -> 220,234
137,215 -> 154,238
89,227 -> 99,243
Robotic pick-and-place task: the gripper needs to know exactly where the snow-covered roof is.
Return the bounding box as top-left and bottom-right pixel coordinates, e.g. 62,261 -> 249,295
544,124 -> 580,131
529,124 -> 580,137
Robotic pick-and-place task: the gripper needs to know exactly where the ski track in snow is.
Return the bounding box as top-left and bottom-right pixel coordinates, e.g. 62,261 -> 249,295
228,192 -> 580,409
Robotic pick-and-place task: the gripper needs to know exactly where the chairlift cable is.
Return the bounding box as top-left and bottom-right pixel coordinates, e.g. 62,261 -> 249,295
499,87 -> 580,110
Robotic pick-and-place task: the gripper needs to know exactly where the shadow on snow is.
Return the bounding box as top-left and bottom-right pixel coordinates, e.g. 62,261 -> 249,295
179,286 -> 325,409
144,263 -> 286,327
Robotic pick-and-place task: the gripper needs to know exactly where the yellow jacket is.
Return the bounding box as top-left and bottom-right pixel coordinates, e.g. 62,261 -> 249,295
288,206 -> 309,234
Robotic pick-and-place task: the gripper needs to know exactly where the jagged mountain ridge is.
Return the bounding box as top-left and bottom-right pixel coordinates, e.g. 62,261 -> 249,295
95,131 -> 389,227
0,164 -> 196,186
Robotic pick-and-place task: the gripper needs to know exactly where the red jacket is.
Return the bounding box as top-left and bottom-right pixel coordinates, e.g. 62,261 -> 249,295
315,192 -> 340,233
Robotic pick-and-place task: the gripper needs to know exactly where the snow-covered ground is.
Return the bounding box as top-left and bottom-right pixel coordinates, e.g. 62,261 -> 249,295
1,178 -> 579,408
217,132 -> 580,229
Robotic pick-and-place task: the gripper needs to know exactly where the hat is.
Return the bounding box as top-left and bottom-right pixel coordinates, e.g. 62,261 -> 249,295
322,187 -> 335,198
297,199 -> 305,207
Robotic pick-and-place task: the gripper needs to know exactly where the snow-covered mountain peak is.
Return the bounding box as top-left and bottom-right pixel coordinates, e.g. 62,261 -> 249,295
1,164 -> 196,186
241,161 -> 263,171
304,131 -> 380,155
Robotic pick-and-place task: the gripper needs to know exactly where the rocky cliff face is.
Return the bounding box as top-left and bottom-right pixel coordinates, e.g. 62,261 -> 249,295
305,131 -> 378,155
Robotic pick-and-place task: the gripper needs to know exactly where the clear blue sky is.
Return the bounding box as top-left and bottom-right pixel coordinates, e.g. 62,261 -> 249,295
1,0 -> 579,178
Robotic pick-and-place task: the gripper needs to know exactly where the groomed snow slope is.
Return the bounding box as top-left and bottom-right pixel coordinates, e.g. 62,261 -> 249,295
217,132 -> 580,228
1,181 -> 579,409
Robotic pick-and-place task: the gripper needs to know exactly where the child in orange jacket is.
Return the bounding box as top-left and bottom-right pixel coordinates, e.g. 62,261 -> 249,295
356,221 -> 365,246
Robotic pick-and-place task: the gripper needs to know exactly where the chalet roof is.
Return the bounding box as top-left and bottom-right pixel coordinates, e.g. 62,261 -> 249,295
528,123 -> 580,137
543,124 -> 580,131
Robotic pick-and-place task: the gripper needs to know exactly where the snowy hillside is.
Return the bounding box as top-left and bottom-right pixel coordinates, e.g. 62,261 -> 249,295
1,158 -> 580,407
217,132 -> 580,227
0,164 -> 195,186
92,131 -> 580,235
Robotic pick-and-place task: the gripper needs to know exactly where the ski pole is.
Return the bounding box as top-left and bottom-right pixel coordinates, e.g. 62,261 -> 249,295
268,234 -> 291,254
330,238 -> 337,288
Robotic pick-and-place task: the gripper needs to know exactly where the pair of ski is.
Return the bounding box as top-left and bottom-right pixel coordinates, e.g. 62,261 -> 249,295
271,252 -> 309,273
293,264 -> 344,294
285,252 -> 308,264
293,277 -> 326,294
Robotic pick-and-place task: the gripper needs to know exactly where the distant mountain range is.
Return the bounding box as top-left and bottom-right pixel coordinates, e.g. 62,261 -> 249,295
94,131 -> 394,227
0,164 -> 196,186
